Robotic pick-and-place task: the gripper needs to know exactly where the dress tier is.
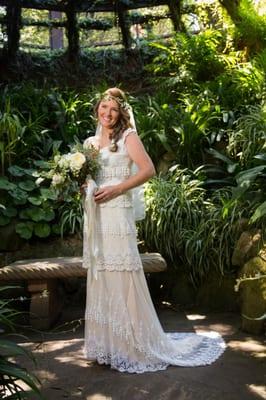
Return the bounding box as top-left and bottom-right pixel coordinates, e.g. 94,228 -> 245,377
83,129 -> 225,373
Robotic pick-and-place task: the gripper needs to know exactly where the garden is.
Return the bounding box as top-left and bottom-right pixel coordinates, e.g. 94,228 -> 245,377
0,0 -> 265,398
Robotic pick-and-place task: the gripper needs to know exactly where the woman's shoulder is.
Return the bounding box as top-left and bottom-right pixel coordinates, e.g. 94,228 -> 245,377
121,127 -> 137,142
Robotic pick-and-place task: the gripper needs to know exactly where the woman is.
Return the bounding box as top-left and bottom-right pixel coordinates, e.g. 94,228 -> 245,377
82,88 -> 225,373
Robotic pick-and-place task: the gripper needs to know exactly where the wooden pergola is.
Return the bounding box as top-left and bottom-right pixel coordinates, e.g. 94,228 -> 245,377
0,0 -> 183,60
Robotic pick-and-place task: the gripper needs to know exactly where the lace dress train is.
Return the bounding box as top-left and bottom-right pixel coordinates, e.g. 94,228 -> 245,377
83,130 -> 226,373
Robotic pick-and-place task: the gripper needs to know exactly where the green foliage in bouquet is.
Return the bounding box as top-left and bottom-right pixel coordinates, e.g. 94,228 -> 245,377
38,141 -> 100,199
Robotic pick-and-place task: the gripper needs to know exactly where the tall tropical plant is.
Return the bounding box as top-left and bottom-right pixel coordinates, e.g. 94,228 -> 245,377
0,100 -> 26,175
0,287 -> 43,399
140,166 -> 247,285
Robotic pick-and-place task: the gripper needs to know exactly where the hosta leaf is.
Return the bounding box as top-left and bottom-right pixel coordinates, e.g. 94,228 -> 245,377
28,196 -> 42,206
40,188 -> 58,200
8,187 -> 28,201
7,165 -> 27,177
15,222 -> 34,239
2,207 -> 17,217
34,222 -> 51,238
42,208 -> 55,221
0,177 -> 16,191
52,224 -> 61,235
0,215 -> 10,226
33,159 -> 50,169
19,207 -> 44,222
18,180 -> 36,192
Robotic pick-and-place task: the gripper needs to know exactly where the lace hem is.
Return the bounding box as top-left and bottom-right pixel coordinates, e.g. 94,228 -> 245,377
97,255 -> 142,271
84,344 -> 169,374
84,332 -> 226,373
84,271 -> 226,373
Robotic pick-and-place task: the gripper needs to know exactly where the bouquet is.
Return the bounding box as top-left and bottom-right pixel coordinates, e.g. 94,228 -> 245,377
37,142 -> 100,198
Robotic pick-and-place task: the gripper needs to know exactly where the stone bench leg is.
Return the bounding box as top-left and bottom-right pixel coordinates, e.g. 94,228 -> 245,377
27,279 -> 63,330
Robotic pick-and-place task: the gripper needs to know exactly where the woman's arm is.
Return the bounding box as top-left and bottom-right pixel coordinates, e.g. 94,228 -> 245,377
94,133 -> 155,203
117,133 -> 155,192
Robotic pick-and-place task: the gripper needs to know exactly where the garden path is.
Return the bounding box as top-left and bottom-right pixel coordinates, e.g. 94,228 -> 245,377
16,294 -> 265,400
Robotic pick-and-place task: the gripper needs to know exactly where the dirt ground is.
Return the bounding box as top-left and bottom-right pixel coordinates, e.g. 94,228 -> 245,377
15,301 -> 266,400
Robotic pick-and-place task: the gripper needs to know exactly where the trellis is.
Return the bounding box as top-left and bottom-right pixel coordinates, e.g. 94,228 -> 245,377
0,0 -> 182,61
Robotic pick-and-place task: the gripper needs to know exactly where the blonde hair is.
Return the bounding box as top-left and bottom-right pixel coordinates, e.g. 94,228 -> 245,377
95,87 -> 132,152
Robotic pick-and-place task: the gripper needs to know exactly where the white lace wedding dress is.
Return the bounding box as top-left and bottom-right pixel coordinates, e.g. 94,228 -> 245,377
83,129 -> 226,373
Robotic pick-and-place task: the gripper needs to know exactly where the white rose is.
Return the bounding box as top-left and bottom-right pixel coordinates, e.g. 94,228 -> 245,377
52,173 -> 65,186
69,152 -> 86,172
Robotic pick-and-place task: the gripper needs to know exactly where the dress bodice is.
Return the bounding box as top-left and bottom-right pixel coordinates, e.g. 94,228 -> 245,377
84,128 -> 135,208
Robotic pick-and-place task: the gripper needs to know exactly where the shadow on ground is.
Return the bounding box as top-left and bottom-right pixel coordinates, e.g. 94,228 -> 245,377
14,302 -> 266,400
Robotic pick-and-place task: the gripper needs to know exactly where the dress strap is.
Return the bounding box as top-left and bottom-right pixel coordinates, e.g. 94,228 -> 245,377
122,128 -> 136,143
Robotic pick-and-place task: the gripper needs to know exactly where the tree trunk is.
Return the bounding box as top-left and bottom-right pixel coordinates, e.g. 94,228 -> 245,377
116,6 -> 132,50
167,0 -> 183,32
218,0 -> 265,53
5,0 -> 21,60
218,0 -> 241,22
65,2 -> 79,62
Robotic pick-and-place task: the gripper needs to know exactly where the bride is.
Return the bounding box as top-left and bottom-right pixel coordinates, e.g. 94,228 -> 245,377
82,87 -> 225,373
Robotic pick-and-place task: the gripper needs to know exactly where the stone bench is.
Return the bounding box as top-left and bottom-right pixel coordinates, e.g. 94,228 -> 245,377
0,253 -> 166,330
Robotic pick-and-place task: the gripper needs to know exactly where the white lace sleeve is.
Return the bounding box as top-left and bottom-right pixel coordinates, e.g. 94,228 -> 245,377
122,128 -> 137,143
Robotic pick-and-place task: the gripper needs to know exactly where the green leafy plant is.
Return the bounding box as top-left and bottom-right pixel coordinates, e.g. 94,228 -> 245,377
149,30 -> 228,82
58,194 -> 83,237
0,287 -> 43,399
0,165 -> 58,240
132,94 -> 178,163
234,0 -> 266,54
140,166 -> 247,285
0,100 -> 26,175
227,103 -> 266,167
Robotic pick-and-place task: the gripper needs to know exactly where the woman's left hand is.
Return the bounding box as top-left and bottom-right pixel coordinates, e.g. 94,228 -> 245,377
94,185 -> 122,203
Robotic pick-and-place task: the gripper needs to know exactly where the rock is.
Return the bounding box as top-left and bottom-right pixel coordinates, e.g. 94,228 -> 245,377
171,271 -> 196,307
232,230 -> 262,267
239,255 -> 266,334
0,220 -> 24,252
0,235 -> 83,267
196,272 -> 239,312
157,152 -> 176,174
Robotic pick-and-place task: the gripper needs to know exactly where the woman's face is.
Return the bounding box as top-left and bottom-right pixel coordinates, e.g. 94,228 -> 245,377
98,99 -> 120,130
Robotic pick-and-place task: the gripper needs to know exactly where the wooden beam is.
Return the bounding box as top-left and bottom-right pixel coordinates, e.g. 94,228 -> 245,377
0,13 -> 171,29
0,16 -> 113,30
0,0 -> 169,12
